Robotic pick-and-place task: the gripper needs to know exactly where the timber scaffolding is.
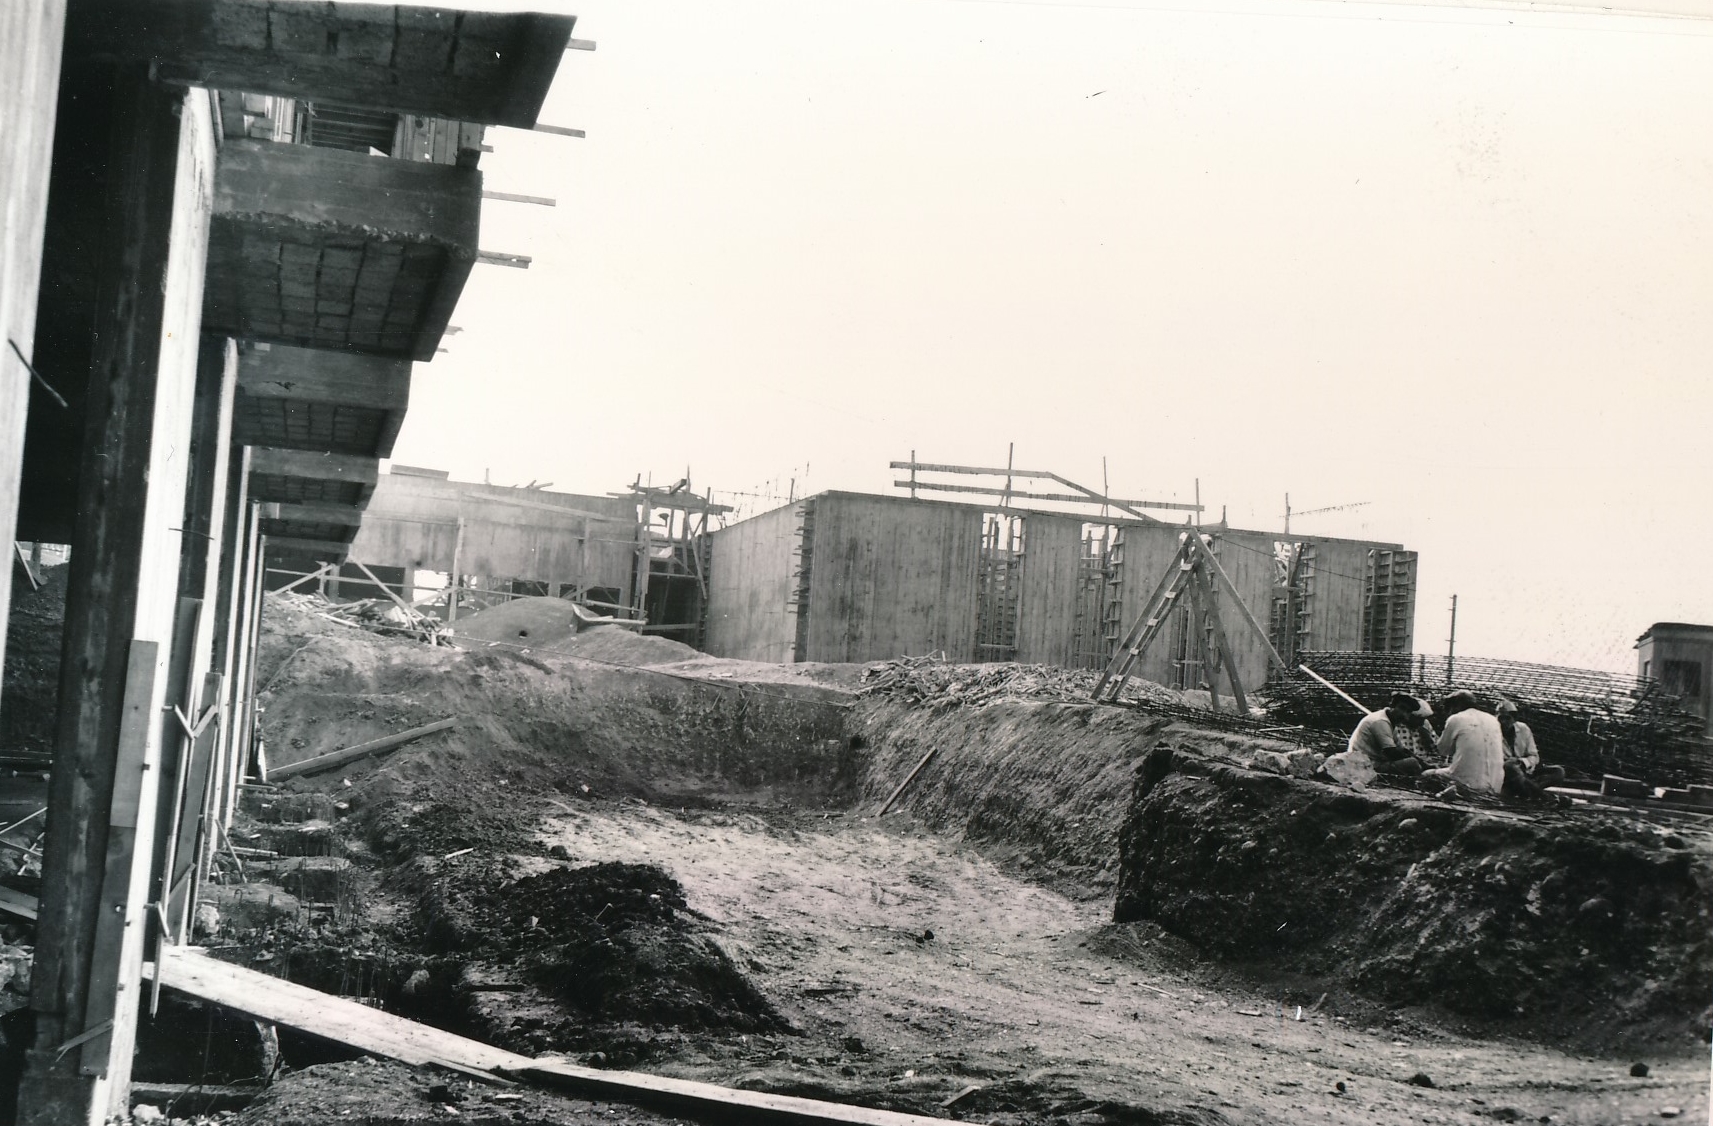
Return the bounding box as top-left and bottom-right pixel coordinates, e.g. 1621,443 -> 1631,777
1269,652 -> 1711,788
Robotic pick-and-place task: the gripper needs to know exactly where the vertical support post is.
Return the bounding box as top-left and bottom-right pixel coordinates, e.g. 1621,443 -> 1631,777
229,530 -> 266,827
20,70 -> 213,1126
447,516 -> 464,623
909,450 -> 916,499
1446,593 -> 1458,687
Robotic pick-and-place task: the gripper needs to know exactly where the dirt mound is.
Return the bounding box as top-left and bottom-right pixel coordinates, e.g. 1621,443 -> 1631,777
548,626 -> 699,666
1,562 -> 68,755
859,655 -> 1181,709
1114,748 -> 1713,1050
853,697 -> 1299,894
420,859 -> 783,1033
254,592 -> 854,807
449,599 -> 702,668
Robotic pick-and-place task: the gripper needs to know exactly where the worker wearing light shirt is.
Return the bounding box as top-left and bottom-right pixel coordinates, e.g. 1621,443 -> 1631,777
1496,699 -> 1566,797
1422,690 -> 1505,795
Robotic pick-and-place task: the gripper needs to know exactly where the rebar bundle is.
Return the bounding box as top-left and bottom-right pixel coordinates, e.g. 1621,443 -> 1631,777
1268,651 -> 1709,787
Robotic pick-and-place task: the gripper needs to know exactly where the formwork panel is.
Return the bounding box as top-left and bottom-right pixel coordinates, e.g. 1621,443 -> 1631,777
803,493 -> 981,664
1013,513 -> 1082,667
703,501 -> 803,663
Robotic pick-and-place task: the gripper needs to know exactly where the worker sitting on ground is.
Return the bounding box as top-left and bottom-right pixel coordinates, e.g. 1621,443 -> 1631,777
1422,690 -> 1505,795
1390,694 -> 1438,762
1496,699 -> 1566,798
1341,692 -> 1431,776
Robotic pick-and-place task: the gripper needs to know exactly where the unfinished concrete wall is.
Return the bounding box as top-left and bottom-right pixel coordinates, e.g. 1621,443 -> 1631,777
704,502 -> 802,663
1305,539 -> 1371,654
346,473 -> 636,590
1013,513 -> 1082,667
803,492 -> 982,664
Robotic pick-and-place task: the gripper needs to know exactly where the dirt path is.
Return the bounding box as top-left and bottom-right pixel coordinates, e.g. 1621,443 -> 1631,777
533,801 -> 1708,1126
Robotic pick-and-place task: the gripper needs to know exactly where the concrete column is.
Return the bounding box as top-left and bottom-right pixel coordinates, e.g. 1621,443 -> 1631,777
18,67 -> 217,1126
0,0 -> 67,688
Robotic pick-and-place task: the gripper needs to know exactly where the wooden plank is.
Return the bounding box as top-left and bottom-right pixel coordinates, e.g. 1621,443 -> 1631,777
148,947 -> 948,1125
268,718 -> 457,780
0,886 -> 38,921
515,1060 -> 951,1126
82,641 -> 160,1077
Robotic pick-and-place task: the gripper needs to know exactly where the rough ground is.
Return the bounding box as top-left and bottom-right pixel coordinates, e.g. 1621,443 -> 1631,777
194,594 -> 1711,1124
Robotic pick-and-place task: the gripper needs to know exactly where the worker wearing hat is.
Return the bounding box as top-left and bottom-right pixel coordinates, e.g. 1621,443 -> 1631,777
1496,700 -> 1566,798
1342,691 -> 1434,776
1423,690 -> 1505,795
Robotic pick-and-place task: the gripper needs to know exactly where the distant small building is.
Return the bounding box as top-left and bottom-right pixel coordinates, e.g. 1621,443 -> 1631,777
1637,623 -> 1713,735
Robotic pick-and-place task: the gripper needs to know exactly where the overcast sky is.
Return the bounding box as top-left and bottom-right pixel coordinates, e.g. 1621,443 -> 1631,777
389,0 -> 1713,673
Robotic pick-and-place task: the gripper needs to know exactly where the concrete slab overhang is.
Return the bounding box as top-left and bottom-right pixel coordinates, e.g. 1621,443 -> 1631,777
203,140 -> 479,361
262,535 -> 353,563
69,1 -> 573,129
259,500 -> 364,548
248,446 -> 379,509
235,344 -> 411,458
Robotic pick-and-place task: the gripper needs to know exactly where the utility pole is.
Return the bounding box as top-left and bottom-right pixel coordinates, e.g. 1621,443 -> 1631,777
1284,493 -> 1290,535
1445,594 -> 1458,686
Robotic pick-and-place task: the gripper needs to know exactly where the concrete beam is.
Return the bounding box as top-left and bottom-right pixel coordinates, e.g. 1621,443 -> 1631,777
260,501 -> 365,527
204,141 -> 479,361
69,1 -> 572,129
235,344 -> 411,457
249,447 -> 377,483
262,536 -> 351,561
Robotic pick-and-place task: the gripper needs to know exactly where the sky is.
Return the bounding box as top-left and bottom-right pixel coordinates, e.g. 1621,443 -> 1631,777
388,0 -> 1713,674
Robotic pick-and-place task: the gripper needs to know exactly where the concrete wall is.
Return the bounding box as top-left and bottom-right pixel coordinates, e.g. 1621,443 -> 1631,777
346,472 -> 637,589
703,501 -> 802,663
702,491 -> 1411,677
1014,513 -> 1083,667
803,493 -> 983,664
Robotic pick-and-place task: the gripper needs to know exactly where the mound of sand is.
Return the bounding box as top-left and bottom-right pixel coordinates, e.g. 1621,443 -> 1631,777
449,598 -> 702,668
448,597 -> 584,648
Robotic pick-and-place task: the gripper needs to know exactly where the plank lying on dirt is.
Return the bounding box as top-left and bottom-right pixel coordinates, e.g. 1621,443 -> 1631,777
0,886 -> 37,921
268,718 -> 457,780
147,945 -> 525,1071
509,1060 -> 951,1125
150,947 -> 949,1125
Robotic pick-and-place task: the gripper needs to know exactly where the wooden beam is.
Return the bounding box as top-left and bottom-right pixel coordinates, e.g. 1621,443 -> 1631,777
482,190 -> 557,206
268,718 -> 457,780
476,250 -> 531,268
891,479 -> 1193,513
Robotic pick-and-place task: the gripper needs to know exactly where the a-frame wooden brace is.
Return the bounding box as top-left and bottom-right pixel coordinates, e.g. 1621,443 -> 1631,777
1092,531 -> 1287,709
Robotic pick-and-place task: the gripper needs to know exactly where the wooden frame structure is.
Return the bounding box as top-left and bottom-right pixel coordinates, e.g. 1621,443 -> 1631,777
1092,531 -> 1288,710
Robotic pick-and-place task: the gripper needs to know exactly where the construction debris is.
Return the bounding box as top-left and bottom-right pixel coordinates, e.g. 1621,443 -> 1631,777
859,655 -> 1179,709
267,718 -> 458,780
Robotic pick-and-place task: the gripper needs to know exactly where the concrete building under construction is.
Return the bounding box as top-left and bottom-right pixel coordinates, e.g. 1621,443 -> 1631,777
703,489 -> 1418,692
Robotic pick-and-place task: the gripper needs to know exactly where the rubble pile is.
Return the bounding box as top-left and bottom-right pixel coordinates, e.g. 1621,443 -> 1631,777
858,655 -> 1180,708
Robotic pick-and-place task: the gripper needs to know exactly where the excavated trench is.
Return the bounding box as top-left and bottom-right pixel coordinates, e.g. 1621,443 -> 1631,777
182,602 -> 1713,1122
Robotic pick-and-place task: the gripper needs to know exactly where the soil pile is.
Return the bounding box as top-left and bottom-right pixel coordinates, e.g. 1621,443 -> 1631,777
860,655 -> 1181,708
449,597 -> 584,648
0,562 -> 67,755
1114,748 -> 1713,1049
254,592 -> 854,806
419,858 -> 783,1033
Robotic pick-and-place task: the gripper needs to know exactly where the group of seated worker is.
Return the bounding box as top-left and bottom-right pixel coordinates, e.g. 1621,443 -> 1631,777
1332,689 -> 1564,798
